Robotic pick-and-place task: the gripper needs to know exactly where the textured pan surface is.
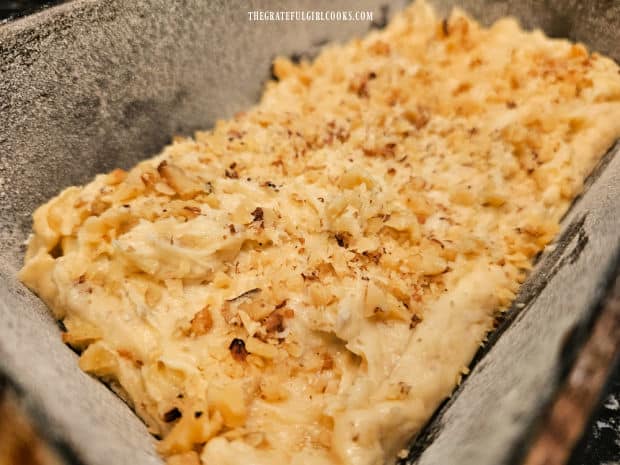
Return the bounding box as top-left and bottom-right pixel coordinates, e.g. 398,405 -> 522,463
0,1 -> 618,465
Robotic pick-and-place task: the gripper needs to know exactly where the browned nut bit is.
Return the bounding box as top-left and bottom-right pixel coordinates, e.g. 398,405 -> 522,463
163,407 -> 182,423
251,207 -> 264,222
229,338 -> 248,362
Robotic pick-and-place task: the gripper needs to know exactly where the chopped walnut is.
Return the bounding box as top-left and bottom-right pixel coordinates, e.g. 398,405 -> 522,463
189,306 -> 213,337
157,161 -> 204,199
262,306 -> 293,334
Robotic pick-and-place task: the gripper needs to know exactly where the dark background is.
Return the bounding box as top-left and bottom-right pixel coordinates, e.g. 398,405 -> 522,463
569,361 -> 620,465
1,1 -> 619,464
0,0 -> 63,21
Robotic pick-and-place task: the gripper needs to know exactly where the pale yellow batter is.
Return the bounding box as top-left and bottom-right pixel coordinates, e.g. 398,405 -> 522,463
19,2 -> 620,464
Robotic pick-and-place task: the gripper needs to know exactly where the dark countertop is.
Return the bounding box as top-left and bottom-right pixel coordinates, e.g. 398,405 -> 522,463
570,360 -> 620,465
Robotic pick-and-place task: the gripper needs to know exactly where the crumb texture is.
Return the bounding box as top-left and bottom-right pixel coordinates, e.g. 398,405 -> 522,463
18,2 -> 620,464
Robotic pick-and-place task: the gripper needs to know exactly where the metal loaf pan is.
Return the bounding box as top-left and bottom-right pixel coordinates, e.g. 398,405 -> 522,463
0,1 -> 618,464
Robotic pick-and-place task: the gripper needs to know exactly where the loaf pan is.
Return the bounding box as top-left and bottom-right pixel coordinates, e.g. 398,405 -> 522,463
0,1 -> 618,464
